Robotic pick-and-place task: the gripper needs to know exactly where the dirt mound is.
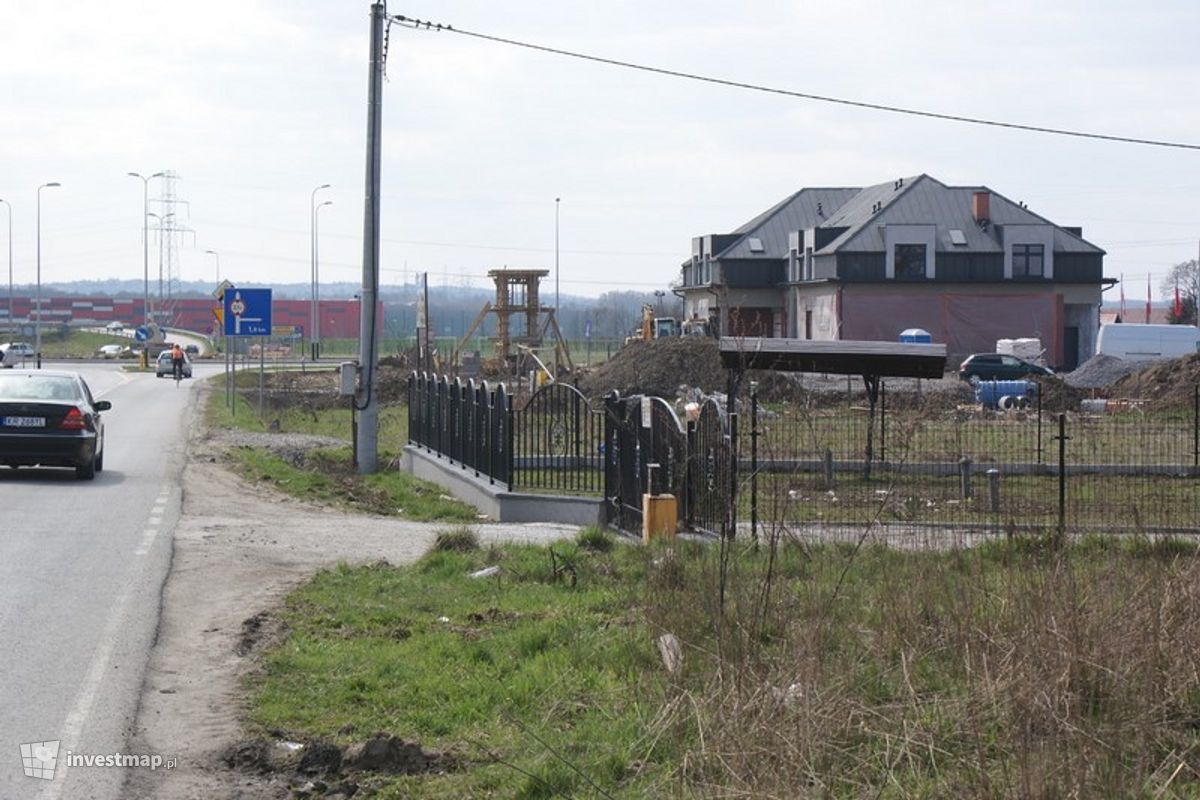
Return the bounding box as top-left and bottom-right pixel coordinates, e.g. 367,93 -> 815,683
1064,354 -> 1144,389
577,337 -> 726,398
1108,353 -> 1200,411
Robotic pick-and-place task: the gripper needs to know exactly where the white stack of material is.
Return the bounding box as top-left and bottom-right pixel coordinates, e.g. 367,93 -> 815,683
996,337 -> 1045,364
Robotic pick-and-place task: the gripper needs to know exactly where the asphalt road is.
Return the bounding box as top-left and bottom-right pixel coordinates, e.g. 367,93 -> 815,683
0,362 -> 219,800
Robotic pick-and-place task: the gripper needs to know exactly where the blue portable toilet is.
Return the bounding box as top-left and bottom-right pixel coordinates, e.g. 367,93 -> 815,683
899,328 -> 932,344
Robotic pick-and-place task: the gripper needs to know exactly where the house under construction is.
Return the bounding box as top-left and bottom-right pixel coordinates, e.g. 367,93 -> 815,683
453,268 -> 572,377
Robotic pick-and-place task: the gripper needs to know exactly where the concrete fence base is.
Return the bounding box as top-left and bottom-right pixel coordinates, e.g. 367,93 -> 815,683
401,446 -> 604,527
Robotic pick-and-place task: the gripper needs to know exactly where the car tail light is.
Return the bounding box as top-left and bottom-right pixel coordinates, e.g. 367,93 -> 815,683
59,407 -> 89,431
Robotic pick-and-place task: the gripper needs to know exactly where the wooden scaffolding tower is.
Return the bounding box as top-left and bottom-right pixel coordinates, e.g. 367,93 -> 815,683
452,268 -> 573,376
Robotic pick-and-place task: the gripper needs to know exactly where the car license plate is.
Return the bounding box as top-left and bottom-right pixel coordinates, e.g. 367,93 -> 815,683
2,416 -> 45,428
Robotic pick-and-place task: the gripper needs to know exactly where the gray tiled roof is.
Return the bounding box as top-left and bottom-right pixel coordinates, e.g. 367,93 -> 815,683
707,174 -> 1104,261
717,187 -> 859,259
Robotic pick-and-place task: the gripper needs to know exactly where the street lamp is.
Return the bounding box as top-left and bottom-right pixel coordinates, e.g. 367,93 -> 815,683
36,181 -> 61,368
128,171 -> 163,324
314,200 -> 332,358
310,183 -> 330,359
146,211 -> 176,313
554,197 -> 561,311
0,198 -> 11,336
204,249 -> 220,283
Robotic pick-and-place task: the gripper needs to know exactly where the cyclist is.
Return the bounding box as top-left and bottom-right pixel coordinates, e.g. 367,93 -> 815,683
169,343 -> 185,382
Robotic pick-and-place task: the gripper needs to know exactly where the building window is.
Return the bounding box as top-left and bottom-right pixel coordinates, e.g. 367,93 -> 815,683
1013,244 -> 1044,277
894,244 -> 926,280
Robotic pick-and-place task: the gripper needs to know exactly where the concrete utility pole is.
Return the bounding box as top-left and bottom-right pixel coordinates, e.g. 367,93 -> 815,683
356,0 -> 385,474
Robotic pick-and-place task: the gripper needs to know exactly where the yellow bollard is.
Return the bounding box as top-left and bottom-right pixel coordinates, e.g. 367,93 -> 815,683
642,494 -> 677,543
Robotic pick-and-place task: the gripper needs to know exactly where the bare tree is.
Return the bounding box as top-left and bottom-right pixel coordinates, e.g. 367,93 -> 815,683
1160,258 -> 1199,326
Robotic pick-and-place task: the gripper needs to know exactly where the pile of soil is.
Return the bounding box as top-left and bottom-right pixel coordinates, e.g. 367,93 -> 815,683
577,337 -> 726,399
1108,353 -> 1200,411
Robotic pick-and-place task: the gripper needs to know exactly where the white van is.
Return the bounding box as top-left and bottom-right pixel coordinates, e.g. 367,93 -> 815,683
1096,323 -> 1200,361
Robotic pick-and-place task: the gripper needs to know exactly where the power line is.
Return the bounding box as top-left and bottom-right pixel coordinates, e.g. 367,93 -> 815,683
395,16 -> 1200,153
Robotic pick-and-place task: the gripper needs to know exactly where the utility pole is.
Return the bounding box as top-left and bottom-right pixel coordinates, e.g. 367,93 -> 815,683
356,0 -> 385,474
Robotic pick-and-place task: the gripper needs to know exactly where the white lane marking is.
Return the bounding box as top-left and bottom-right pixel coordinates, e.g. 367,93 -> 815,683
41,573 -> 141,800
42,486 -> 173,796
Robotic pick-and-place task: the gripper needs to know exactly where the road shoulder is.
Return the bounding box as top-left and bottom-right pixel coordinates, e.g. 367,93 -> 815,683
124,386 -> 574,799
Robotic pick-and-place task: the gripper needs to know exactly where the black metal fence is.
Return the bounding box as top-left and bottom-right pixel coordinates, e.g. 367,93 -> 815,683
408,372 -> 513,488
407,371 -> 1200,538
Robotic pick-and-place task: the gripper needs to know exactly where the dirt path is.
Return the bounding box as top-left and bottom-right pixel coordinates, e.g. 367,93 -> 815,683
124,389 -> 576,799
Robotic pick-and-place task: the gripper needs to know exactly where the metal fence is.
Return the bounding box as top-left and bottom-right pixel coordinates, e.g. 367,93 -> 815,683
403,372 -> 1200,538
407,372 -> 513,488
745,381 -> 1200,538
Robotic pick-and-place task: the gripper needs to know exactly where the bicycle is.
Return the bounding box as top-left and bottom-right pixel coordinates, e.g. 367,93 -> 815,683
172,359 -> 184,386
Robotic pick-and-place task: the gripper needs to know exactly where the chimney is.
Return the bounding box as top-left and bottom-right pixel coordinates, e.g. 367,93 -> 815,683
971,191 -> 990,224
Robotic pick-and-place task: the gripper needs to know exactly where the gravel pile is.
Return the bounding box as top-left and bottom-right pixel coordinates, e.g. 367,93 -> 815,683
1063,354 -> 1144,389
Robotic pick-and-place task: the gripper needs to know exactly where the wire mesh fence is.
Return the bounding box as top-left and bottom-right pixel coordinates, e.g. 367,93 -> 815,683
746,381 -> 1200,538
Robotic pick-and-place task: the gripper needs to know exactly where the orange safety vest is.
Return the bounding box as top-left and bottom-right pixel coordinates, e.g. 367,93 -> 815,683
171,347 -> 183,360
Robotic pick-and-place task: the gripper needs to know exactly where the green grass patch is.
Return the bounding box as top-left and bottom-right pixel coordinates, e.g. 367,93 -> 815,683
249,536 -> 1200,797
250,540 -> 669,797
227,446 -> 477,522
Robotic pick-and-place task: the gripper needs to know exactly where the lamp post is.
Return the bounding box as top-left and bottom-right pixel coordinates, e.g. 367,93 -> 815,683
36,182 -> 61,368
204,249 -> 220,283
310,183 -> 330,360
314,200 -> 332,359
554,197 -> 561,311
0,198 -> 11,335
127,171 -> 163,324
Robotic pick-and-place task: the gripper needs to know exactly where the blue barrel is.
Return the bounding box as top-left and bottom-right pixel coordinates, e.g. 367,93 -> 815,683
975,380 -> 1036,409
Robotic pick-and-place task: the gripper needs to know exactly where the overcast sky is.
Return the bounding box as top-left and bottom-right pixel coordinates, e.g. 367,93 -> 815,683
2,0 -> 1198,300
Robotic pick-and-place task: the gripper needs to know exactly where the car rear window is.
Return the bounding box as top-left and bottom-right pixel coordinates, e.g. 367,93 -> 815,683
0,375 -> 81,401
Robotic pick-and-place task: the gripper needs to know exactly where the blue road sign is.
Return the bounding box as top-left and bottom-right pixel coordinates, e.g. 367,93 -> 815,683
223,288 -> 273,337
134,326 -> 149,342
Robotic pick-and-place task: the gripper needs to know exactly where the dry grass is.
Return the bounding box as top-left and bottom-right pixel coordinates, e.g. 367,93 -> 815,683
640,534 -> 1200,797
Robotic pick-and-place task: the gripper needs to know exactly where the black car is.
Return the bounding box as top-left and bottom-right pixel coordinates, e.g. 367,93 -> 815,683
0,371 -> 109,479
958,353 -> 1054,382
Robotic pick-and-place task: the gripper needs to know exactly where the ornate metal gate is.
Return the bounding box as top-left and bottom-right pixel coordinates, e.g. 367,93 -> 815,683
686,398 -> 731,537
514,382 -> 604,494
603,393 -> 687,534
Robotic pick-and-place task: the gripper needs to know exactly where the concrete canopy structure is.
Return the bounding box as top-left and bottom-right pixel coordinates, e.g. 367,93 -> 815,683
678,175 -> 1109,370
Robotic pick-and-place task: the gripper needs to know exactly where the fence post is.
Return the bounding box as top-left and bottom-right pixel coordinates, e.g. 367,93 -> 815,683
880,380 -> 887,463
959,456 -> 973,500
507,398 -> 515,493
729,410 -> 739,541
750,382 -> 759,546
685,419 -> 696,530
1056,413 -> 1068,547
987,468 -> 1000,513
487,388 -> 495,486
1036,381 -> 1043,465
823,447 -> 834,490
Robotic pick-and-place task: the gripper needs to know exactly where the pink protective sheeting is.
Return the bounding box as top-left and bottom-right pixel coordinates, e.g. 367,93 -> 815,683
841,289 -> 1059,364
